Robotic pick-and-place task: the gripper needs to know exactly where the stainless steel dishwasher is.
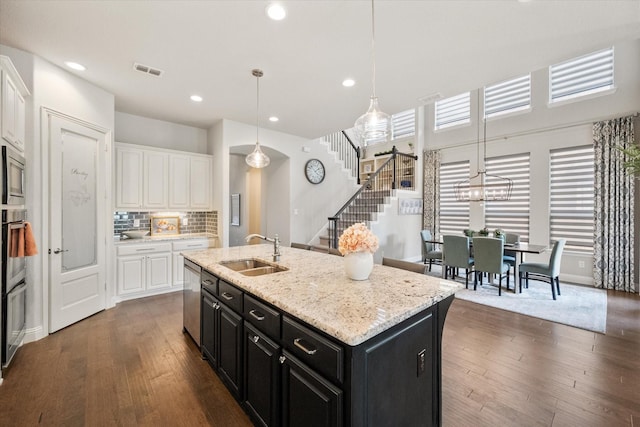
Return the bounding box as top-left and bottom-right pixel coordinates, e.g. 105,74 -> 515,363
183,259 -> 202,346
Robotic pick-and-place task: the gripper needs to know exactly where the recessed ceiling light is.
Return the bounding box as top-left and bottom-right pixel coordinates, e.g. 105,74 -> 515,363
190,95 -> 203,102
269,116 -> 279,122
266,3 -> 286,20
342,79 -> 355,87
65,61 -> 86,71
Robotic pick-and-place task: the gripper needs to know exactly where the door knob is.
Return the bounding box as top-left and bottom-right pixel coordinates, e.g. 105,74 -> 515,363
53,248 -> 69,254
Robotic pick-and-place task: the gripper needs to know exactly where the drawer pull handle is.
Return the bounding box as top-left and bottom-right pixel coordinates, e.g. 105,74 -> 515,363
135,248 -> 155,252
252,335 -> 260,343
249,310 -> 265,321
221,292 -> 234,301
293,338 -> 317,355
187,244 -> 201,247
202,280 -> 214,286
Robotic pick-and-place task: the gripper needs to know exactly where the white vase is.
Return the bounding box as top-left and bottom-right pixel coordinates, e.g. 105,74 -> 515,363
344,251 -> 374,281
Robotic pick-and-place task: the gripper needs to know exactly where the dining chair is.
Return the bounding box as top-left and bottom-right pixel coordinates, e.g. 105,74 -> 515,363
442,235 -> 474,288
382,257 -> 426,274
291,242 -> 311,250
518,239 -> 566,300
472,237 -> 510,295
420,229 -> 442,272
503,233 -> 520,277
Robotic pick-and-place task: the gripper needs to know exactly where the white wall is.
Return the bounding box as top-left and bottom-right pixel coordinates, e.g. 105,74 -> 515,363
0,44 -> 115,342
228,153 -> 249,246
114,111 -> 208,153
423,39 -> 640,285
209,119 -> 357,248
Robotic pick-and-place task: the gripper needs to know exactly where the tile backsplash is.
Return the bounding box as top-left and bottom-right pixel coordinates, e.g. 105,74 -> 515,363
114,211 -> 218,236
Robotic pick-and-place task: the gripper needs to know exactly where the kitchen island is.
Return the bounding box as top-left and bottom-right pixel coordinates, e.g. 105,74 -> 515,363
183,244 -> 460,427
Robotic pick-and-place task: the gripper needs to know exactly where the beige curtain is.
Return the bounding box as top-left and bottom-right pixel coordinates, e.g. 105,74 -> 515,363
422,150 -> 440,235
593,116 -> 635,292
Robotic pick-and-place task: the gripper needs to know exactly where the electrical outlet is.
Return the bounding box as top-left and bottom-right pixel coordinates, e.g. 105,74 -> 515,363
133,219 -> 140,227
578,260 -> 585,268
183,218 -> 188,226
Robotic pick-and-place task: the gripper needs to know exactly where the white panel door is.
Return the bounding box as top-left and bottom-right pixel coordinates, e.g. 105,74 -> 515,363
143,151 -> 168,208
117,255 -> 145,295
116,147 -> 143,209
48,114 -> 107,333
169,155 -> 190,209
190,156 -> 211,209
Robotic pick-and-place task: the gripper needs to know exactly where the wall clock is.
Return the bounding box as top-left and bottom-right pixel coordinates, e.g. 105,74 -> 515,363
304,159 -> 325,184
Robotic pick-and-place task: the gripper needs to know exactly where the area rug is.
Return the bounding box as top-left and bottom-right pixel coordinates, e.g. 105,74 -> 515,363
441,273 -> 607,333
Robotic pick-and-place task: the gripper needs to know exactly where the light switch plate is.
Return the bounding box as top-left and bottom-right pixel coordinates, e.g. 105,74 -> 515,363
133,219 -> 140,227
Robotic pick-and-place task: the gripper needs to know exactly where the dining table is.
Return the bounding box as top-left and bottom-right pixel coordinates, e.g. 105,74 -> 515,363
427,238 -> 548,290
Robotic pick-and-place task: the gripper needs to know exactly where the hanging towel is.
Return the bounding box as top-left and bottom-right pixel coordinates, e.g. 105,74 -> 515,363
24,222 -> 38,256
9,222 -> 38,257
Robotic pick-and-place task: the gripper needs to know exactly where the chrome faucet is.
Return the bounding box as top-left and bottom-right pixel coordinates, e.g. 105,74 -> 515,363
245,233 -> 281,261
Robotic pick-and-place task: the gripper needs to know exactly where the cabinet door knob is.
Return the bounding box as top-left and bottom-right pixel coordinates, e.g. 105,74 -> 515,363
252,335 -> 260,343
278,355 -> 286,364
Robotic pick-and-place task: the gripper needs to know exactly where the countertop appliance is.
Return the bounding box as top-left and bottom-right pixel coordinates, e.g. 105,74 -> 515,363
2,209 -> 27,367
183,258 -> 201,347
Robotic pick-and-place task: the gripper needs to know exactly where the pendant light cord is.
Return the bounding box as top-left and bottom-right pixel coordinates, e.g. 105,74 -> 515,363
256,72 -> 260,143
371,0 -> 376,98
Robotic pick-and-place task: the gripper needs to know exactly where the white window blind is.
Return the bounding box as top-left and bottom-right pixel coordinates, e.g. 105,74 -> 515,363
392,109 -> 415,139
439,161 -> 470,236
364,108 -> 415,145
434,92 -> 470,130
549,145 -> 594,253
484,153 -> 530,242
550,47 -> 614,103
484,74 -> 531,118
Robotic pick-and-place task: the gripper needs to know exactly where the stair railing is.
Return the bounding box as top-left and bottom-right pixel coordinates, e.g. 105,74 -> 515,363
325,130 -> 361,183
328,146 -> 418,248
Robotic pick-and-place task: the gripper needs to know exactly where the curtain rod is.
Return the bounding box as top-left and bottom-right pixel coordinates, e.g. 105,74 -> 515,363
433,110 -> 639,151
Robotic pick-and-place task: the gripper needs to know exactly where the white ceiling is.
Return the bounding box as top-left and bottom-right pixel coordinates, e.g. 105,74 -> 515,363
1,1 -> 639,140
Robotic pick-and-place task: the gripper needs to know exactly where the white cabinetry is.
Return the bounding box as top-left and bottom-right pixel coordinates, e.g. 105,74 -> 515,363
171,238 -> 209,286
169,154 -> 190,209
1,55 -> 30,153
116,242 -> 172,297
115,142 -> 213,211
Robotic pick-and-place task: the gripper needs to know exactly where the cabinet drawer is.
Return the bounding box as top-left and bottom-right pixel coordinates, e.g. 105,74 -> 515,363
201,269 -> 218,295
282,316 -> 344,384
117,242 -> 171,256
219,279 -> 243,313
244,294 -> 281,340
172,239 -> 209,251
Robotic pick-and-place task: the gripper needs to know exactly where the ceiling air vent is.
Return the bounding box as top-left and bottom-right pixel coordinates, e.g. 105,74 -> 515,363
133,62 -> 164,77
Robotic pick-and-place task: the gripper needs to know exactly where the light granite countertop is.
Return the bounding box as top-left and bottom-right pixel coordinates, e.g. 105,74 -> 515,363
182,244 -> 461,346
114,232 -> 218,245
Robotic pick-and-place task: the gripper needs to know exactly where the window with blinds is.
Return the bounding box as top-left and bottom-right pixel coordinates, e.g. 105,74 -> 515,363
484,153 -> 530,242
550,47 -> 614,103
392,109 -> 415,139
434,92 -> 470,131
549,145 -> 594,253
484,74 -> 531,118
365,108 -> 415,145
439,161 -> 470,236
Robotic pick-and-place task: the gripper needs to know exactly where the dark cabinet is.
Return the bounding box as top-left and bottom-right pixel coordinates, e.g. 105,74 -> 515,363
281,350 -> 343,427
244,321 -> 281,427
201,288 -> 218,366
201,287 -> 244,400
218,302 -> 243,399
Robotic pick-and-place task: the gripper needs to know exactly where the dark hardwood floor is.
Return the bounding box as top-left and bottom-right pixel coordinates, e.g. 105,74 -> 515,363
0,289 -> 638,426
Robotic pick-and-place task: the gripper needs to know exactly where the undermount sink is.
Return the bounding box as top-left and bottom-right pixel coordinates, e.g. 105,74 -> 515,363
219,258 -> 288,276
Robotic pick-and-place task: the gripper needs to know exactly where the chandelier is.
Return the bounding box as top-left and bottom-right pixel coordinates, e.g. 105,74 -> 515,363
245,69 -> 270,168
454,91 -> 513,202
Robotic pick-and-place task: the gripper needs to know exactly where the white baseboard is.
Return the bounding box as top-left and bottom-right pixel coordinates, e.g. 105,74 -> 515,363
111,286 -> 183,306
23,325 -> 45,344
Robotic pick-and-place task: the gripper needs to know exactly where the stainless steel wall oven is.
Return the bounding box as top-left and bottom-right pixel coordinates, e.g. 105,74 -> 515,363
2,209 -> 27,367
2,145 -> 26,206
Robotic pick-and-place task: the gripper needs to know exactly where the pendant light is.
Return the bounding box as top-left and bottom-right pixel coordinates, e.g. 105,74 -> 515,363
354,0 -> 392,147
246,69 -> 270,168
454,89 -> 513,202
